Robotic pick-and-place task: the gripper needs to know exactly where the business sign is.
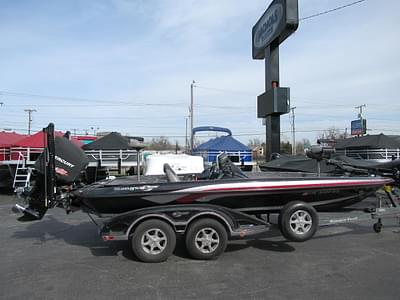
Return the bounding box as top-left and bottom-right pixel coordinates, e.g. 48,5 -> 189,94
252,0 -> 299,59
351,119 -> 367,135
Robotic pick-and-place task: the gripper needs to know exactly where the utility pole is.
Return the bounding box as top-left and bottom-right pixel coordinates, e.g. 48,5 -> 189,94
190,80 -> 195,151
290,107 -> 296,155
185,117 -> 188,153
355,104 -> 366,136
24,109 -> 36,135
355,104 -> 366,118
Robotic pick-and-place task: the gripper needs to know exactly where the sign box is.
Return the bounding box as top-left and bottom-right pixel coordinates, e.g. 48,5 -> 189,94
252,0 -> 299,59
351,119 -> 367,135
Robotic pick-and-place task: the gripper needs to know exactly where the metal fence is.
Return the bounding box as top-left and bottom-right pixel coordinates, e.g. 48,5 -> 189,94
336,148 -> 400,161
84,149 -> 141,167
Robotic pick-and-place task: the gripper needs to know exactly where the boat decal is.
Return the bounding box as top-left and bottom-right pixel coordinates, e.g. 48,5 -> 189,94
55,167 -> 69,176
113,185 -> 159,192
172,178 -> 392,193
175,193 -> 214,204
55,155 -> 75,168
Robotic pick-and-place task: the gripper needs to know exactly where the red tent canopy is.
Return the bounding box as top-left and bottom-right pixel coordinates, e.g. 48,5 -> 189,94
12,131 -> 83,148
0,132 -> 26,147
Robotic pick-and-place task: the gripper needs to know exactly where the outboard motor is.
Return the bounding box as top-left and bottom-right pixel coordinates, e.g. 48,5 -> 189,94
14,123 -> 88,221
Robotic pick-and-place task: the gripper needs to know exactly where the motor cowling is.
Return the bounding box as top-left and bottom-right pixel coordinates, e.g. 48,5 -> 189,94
34,136 -> 88,185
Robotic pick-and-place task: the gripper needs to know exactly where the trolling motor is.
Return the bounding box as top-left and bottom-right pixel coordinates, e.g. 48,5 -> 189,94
305,145 -> 336,177
14,123 -> 88,221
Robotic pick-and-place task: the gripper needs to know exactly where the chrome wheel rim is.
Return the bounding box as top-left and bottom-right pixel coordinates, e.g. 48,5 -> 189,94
141,228 -> 167,255
195,227 -> 220,254
289,210 -> 312,235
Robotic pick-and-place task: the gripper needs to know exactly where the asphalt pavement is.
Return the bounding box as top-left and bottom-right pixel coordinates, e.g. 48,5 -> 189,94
1,193 -> 399,300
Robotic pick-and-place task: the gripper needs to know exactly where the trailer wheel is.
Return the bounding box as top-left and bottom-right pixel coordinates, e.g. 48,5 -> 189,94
279,201 -> 318,242
185,218 -> 228,260
130,219 -> 176,263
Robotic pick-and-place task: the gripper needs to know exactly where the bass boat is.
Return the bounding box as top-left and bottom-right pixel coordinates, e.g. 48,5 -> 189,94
12,124 -> 396,263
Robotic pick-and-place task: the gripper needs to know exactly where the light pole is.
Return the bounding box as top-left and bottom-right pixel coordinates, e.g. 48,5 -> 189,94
190,80 -> 196,152
91,127 -> 99,135
290,107 -> 296,155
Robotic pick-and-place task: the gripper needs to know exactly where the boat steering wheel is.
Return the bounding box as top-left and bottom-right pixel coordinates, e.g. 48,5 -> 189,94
208,163 -> 220,179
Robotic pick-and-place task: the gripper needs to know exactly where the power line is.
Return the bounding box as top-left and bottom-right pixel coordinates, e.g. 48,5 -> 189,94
195,85 -> 253,96
0,89 -> 252,110
300,0 -> 368,21
5,103 -> 186,108
0,90 -> 186,107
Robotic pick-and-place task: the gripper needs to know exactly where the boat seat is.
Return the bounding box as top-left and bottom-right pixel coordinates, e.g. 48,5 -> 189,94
163,163 -> 180,182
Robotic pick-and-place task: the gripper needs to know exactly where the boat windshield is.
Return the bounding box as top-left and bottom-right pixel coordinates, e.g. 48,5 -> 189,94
217,153 -> 248,179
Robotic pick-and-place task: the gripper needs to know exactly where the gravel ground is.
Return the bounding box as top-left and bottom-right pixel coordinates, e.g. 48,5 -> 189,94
0,193 -> 399,300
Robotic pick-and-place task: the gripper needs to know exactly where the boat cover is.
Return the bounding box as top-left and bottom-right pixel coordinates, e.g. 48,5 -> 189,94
82,132 -> 141,150
194,135 -> 250,152
335,134 -> 400,149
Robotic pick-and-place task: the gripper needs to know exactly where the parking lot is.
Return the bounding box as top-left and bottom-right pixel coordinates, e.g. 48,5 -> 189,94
1,193 -> 399,300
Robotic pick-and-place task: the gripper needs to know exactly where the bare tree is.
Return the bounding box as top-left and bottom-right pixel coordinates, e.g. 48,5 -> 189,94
147,136 -> 175,150
296,138 -> 311,154
247,138 -> 262,148
280,141 -> 292,154
318,127 -> 346,140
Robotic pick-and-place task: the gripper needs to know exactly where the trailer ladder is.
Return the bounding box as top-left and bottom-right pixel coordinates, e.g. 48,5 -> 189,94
13,152 -> 31,191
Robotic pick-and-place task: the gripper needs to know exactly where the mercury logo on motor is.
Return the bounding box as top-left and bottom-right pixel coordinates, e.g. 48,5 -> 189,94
55,155 -> 75,168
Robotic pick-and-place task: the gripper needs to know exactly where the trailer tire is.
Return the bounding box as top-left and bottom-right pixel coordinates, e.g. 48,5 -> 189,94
185,218 -> 228,260
279,201 -> 318,242
130,219 -> 176,263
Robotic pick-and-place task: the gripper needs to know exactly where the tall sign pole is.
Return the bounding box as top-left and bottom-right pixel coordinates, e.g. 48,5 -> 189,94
252,0 -> 299,160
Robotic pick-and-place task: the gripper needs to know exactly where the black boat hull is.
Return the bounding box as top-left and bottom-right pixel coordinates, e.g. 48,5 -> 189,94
76,176 -> 391,215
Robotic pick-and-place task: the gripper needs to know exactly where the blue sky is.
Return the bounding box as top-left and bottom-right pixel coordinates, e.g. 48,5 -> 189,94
1,0 -> 399,145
